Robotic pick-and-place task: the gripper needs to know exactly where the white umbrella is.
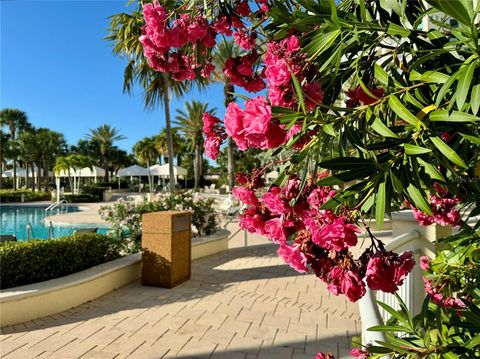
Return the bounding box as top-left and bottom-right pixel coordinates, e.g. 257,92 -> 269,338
117,165 -> 148,177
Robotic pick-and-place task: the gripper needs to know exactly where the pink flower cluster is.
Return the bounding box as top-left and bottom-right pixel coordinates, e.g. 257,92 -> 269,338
409,183 -> 462,227
203,113 -> 226,160
224,97 -> 286,150
139,1 -> 217,81
232,172 -> 415,302
223,52 -> 266,93
265,35 -> 324,110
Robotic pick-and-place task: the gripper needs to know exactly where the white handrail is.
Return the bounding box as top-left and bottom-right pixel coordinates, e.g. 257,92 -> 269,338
45,199 -> 68,212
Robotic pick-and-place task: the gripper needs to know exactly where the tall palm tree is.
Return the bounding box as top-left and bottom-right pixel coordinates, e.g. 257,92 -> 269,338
0,108 -> 31,190
106,6 -> 207,192
133,137 -> 158,190
85,124 -> 125,182
175,101 -> 216,190
17,128 -> 39,190
212,39 -> 241,191
153,128 -> 186,165
0,130 -> 11,189
36,129 -> 66,190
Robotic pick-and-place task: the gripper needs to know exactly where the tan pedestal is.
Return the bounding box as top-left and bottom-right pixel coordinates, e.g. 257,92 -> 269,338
141,211 -> 191,288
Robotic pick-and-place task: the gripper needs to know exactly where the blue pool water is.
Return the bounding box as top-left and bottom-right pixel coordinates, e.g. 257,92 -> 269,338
0,205 -> 108,241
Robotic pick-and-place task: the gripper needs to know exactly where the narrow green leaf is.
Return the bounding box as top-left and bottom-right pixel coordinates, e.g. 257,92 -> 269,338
436,70 -> 462,106
404,144 -> 432,155
407,183 -> 432,215
471,84 -> 480,115
368,325 -> 412,333
305,30 -> 341,60
290,71 -> 306,114
431,136 -> 467,168
320,157 -> 375,170
430,110 -> 480,122
322,123 -> 336,137
460,133 -> 480,145
465,333 -> 480,349
374,63 -> 389,86
426,0 -> 472,25
388,95 -> 423,129
387,23 -> 411,37
375,181 -> 386,230
371,118 -> 398,138
418,158 -> 445,181
410,70 -> 449,84
456,62 -> 475,110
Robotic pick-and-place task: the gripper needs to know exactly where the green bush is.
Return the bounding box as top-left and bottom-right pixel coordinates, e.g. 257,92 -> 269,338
0,189 -> 50,203
64,193 -> 100,203
0,233 -> 121,289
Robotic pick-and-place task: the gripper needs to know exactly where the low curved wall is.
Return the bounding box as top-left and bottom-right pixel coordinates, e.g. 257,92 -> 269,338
0,229 -> 230,327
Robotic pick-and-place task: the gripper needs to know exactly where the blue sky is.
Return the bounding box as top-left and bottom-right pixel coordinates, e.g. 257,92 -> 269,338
1,0 -> 227,153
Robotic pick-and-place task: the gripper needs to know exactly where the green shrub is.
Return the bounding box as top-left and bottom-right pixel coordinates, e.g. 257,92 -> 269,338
0,189 -> 50,203
0,233 -> 121,289
64,193 -> 100,203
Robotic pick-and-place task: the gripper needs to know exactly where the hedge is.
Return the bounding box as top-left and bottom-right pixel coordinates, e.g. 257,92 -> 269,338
63,193 -> 100,203
0,233 -> 121,289
0,189 -> 50,203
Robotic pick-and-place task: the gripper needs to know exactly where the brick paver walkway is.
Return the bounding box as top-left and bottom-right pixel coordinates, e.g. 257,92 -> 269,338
0,244 -> 360,359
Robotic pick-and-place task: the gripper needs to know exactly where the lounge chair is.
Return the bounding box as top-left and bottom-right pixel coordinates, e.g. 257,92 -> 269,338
0,234 -> 17,243
73,228 -> 98,235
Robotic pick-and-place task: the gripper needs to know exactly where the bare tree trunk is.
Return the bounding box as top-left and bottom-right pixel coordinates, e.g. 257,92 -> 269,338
13,156 -> 17,190
194,148 -> 201,190
162,74 -> 175,193
224,82 -> 235,191
30,163 -> 35,191
25,162 -> 29,190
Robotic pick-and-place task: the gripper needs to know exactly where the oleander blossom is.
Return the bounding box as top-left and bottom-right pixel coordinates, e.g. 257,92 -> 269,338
351,348 -> 369,359
312,217 -> 361,251
409,183 -> 462,227
202,112 -> 226,160
316,353 -> 335,359
224,97 -> 286,150
366,251 -> 415,293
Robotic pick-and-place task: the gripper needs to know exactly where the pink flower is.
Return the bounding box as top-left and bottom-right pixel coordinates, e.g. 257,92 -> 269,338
236,1 -> 251,17
277,242 -> 308,273
327,267 -> 366,302
239,207 -> 265,235
213,16 -> 233,36
351,348 -> 368,359
285,35 -> 301,52
204,136 -> 222,160
312,217 -> 360,251
264,217 -> 287,243
232,187 -> 259,206
316,353 -> 335,359
307,187 -> 336,209
224,102 -> 248,150
203,112 -> 221,136
303,82 -> 324,111
262,191 -> 290,215
265,58 -> 291,87
234,30 -> 256,50
187,16 -> 208,42
420,256 -> 430,270
365,251 -> 415,293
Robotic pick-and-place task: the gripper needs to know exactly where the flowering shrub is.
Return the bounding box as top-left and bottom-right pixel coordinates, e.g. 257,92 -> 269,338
130,0 -> 480,356
100,191 -> 219,253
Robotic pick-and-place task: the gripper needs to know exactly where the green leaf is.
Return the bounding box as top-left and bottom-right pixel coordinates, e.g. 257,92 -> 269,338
430,110 -> 480,122
407,183 -> 432,215
460,133 -> 480,145
322,123 -> 336,137
371,118 -> 398,138
456,62 -> 475,110
418,158 -> 445,181
404,144 -> 432,155
368,325 -> 412,333
305,30 -> 341,60
290,71 -> 306,114
319,157 -> 375,171
410,70 -> 450,84
426,0 -> 472,25
387,23 -> 411,37
374,63 -> 389,86
367,346 -> 394,354
388,95 -> 424,129
435,70 -> 462,107
317,167 -> 375,185
431,136 -> 467,168
375,181 -> 386,230
471,84 -> 480,115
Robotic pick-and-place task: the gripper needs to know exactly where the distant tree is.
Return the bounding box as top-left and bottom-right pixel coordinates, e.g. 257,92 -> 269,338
153,128 -> 186,165
54,154 -> 93,193
0,108 -> 31,190
36,128 -> 66,190
216,147 -> 262,185
212,39 -> 241,191
108,147 -> 136,176
85,124 -> 125,182
175,101 -> 216,190
0,130 -> 11,189
17,128 -> 40,190
133,137 -> 157,190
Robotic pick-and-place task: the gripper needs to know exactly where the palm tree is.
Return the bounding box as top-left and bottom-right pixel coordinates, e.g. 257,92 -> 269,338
175,101 -> 216,190
133,137 -> 158,190
0,108 -> 31,190
106,6 -> 207,192
85,124 -> 125,182
212,39 -> 241,191
0,130 -> 11,189
17,128 -> 39,190
153,128 -> 186,165
36,129 -> 66,190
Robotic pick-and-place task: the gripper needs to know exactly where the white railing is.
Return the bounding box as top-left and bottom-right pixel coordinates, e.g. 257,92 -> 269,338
45,199 -> 68,213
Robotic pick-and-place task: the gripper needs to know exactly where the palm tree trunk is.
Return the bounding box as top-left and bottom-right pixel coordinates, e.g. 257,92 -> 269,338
25,162 -> 29,190
44,160 -> 49,191
162,74 -> 175,193
30,163 -> 35,191
13,156 -> 17,190
224,82 -> 235,191
103,153 -> 109,182
0,144 -> 3,189
194,149 -> 200,190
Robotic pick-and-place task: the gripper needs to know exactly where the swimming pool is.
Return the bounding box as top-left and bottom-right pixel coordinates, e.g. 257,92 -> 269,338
0,205 -> 108,241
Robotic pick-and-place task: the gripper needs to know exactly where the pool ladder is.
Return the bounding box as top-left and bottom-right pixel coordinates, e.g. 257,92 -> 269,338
45,199 -> 68,213
26,221 -> 53,240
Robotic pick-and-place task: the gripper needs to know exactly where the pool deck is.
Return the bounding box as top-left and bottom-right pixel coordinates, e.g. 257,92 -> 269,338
0,241 -> 361,359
